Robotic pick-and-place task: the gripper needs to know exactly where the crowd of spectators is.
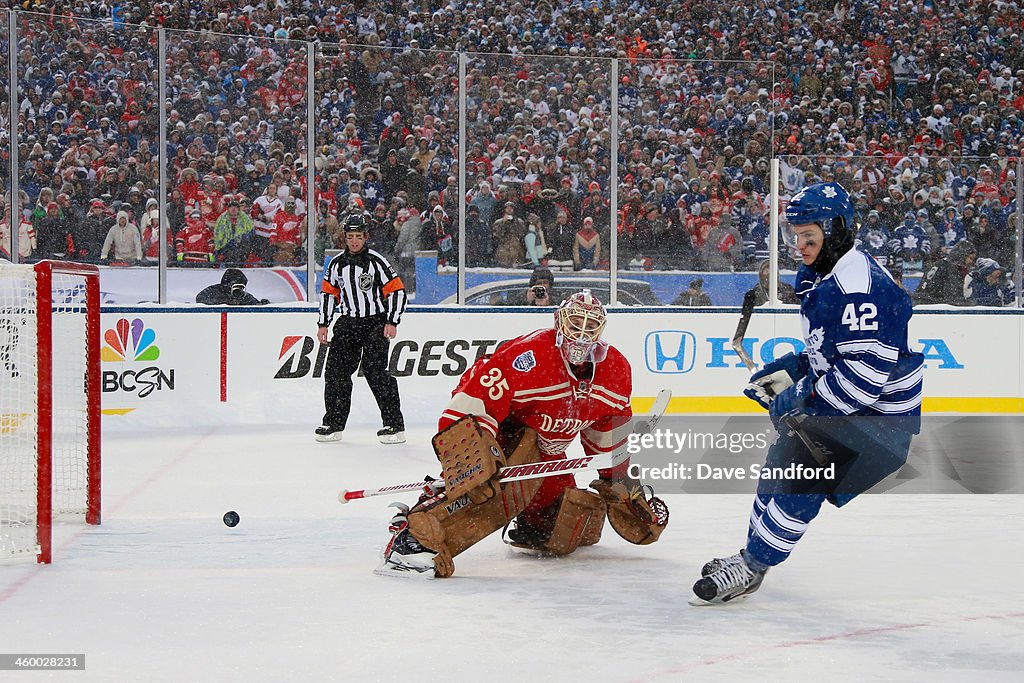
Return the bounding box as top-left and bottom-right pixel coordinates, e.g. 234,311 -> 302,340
0,0 -> 1021,303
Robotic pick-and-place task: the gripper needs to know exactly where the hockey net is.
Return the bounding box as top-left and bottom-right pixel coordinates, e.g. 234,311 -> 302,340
0,260 -> 101,564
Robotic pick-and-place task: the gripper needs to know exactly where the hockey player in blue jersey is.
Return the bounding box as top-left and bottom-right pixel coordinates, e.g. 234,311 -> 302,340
692,182 -> 924,605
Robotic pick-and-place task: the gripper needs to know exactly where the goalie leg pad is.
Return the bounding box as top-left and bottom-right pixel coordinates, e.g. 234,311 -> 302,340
578,498 -> 607,547
406,427 -> 543,576
543,488 -> 605,555
432,416 -> 506,504
591,479 -> 670,545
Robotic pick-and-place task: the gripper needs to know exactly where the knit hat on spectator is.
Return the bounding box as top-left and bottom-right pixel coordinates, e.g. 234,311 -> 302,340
975,257 -> 1003,278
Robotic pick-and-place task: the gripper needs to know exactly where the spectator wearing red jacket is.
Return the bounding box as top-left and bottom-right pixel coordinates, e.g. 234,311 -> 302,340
176,207 -> 215,265
270,197 -> 306,264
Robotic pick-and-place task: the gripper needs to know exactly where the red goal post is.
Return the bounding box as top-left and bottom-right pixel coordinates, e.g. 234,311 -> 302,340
1,260 -> 101,564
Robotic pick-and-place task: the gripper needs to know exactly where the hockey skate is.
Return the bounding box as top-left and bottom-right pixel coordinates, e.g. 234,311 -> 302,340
377,426 -> 406,444
375,503 -> 437,577
690,551 -> 766,605
314,425 -> 343,443
504,518 -> 552,552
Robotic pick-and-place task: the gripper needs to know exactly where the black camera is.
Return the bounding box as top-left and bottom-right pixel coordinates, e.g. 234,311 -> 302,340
531,285 -> 548,298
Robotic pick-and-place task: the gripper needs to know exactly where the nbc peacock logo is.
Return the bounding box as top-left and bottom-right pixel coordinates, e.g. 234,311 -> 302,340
102,318 -> 160,362
100,318 -> 174,398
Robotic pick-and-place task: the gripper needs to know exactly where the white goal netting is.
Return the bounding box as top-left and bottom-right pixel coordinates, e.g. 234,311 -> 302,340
1,262 -> 96,562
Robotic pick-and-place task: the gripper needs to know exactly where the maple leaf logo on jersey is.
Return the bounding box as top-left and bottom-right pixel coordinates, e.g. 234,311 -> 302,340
512,350 -> 536,372
822,185 -> 838,198
806,326 -> 829,373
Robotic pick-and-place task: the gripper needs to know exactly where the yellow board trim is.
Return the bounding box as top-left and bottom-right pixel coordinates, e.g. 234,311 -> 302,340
631,396 -> 1024,414
101,408 -> 137,416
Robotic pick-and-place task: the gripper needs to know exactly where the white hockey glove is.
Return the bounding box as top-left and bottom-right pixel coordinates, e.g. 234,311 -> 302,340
743,352 -> 805,410
743,369 -> 796,409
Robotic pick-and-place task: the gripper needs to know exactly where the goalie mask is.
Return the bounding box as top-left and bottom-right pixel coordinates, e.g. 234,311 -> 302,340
782,181 -> 856,275
554,289 -> 607,365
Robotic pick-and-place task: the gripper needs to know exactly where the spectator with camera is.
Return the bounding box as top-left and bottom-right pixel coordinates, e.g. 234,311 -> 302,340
196,268 -> 269,305
518,267 -> 556,307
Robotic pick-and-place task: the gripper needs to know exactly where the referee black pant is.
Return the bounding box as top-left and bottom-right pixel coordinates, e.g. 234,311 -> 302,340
322,314 -> 404,431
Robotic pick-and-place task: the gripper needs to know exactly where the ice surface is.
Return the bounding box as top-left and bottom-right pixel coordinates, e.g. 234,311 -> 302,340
1,417 -> 1022,682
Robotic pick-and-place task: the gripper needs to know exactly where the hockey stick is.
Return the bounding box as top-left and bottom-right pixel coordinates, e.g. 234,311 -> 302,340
338,389 -> 673,504
733,295 -> 830,465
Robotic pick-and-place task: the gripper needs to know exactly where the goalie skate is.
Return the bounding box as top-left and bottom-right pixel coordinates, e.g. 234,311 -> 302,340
375,504 -> 437,578
504,518 -> 552,552
690,551 -> 766,605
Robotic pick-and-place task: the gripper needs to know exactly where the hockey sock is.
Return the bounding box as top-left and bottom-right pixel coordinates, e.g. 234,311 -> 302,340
745,493 -> 824,567
747,494 -> 769,543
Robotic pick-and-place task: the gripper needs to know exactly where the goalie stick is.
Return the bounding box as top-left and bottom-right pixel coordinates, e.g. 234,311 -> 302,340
733,294 -> 830,466
338,389 -> 672,504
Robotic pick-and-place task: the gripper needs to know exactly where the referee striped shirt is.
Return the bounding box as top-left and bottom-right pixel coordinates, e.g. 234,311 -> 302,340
319,248 -> 407,326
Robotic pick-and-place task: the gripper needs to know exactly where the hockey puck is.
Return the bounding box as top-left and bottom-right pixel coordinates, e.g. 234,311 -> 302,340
223,511 -> 240,527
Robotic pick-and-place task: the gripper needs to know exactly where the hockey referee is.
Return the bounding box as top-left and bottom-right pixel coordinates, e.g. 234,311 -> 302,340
316,213 -> 407,444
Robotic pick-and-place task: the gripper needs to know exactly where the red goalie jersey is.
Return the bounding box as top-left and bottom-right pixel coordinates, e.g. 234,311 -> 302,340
440,327 -> 633,462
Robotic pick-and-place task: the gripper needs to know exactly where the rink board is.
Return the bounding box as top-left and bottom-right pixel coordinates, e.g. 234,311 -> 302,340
96,306 -> 1024,427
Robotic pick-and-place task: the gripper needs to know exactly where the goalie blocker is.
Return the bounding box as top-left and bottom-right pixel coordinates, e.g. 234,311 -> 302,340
379,416 -> 669,578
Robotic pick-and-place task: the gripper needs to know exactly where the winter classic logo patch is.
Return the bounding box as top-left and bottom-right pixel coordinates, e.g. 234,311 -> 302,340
512,350 -> 536,372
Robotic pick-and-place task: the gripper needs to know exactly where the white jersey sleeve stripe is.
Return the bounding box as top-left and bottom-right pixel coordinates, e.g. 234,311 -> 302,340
885,364 -> 925,392
589,392 -> 626,410
445,393 -> 490,418
832,366 -> 884,405
511,391 -> 573,403
835,339 -> 899,362
815,376 -> 859,414
591,385 -> 630,404
513,383 -> 572,397
872,395 -> 924,413
845,359 -> 891,386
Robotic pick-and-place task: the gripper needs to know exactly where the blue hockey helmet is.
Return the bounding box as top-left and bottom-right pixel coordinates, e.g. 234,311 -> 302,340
785,182 -> 855,237
784,182 -> 856,274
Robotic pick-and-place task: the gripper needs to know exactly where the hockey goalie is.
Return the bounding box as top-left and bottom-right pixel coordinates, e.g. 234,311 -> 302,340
377,289 -> 669,577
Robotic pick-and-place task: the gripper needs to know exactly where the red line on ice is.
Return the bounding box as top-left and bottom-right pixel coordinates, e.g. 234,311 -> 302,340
633,611 -> 1024,680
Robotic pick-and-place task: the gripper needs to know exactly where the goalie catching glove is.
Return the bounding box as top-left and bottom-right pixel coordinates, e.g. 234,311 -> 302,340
589,477 -> 669,545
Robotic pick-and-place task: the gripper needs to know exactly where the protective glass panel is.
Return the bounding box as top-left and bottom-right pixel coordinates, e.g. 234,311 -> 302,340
16,15 -> 159,301
618,58 -> 775,307
462,51 -> 613,308
164,29 -> 308,304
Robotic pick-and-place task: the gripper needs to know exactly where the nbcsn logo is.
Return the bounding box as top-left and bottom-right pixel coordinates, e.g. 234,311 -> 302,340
101,318 -> 160,362
100,318 -> 174,398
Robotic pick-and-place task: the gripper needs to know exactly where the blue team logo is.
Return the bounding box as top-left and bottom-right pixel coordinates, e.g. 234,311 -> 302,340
806,326 -> 828,373
644,331 -> 696,374
512,350 -> 536,372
